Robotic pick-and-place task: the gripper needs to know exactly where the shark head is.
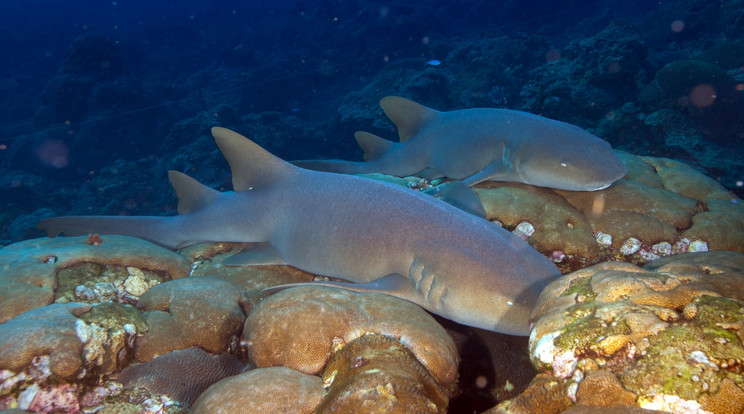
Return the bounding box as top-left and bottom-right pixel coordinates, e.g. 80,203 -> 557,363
515,118 -> 628,191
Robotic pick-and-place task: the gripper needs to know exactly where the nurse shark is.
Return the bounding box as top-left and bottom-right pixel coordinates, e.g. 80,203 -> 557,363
295,96 -> 627,190
38,127 -> 561,335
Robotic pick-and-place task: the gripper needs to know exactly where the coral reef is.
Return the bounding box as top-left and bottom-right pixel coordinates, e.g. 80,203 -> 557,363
191,367 -> 324,414
519,20 -> 650,123
528,251 -> 744,413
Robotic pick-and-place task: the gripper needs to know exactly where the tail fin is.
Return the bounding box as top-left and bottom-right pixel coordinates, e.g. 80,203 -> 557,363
38,216 -> 180,249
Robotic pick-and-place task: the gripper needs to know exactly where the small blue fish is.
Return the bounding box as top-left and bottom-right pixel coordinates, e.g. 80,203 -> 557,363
426,60 -> 441,66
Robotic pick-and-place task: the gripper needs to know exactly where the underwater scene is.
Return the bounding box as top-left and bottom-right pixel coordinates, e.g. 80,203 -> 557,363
1,0 -> 744,412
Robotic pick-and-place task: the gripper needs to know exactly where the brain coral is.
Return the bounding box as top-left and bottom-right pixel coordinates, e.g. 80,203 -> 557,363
529,251 -> 744,413
117,348 -> 249,408
0,235 -> 190,324
244,286 -> 459,386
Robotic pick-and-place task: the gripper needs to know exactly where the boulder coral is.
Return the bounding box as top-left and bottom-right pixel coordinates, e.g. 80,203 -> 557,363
243,286 -> 459,386
0,303 -> 91,381
191,367 -> 324,414
134,276 -> 251,362
0,235 -> 190,324
316,333 -> 449,413
528,251 -> 744,413
182,241 -> 317,308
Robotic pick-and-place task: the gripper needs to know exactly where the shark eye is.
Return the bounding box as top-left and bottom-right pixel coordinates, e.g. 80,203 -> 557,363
560,162 -> 567,167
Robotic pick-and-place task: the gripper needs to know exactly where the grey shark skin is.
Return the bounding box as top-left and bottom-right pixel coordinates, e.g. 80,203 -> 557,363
38,127 -> 562,336
295,96 -> 627,191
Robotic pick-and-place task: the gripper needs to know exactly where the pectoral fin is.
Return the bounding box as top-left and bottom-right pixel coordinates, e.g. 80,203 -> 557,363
460,161 -> 506,186
222,243 -> 287,266
426,182 -> 487,219
262,274 -> 420,302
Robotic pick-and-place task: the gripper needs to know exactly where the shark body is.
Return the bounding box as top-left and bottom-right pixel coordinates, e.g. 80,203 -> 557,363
38,127 -> 561,335
295,96 -> 627,190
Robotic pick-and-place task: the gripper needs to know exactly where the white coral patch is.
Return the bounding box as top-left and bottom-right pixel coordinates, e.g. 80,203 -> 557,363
639,394 -> 710,413
76,319 -> 91,342
17,383 -> 40,410
688,240 -> 709,252
596,232 -> 613,247
513,222 -> 535,239
531,331 -> 578,378
652,242 -> 672,256
620,237 -> 642,255
126,266 -> 145,277
76,319 -> 109,366
123,274 -> 153,296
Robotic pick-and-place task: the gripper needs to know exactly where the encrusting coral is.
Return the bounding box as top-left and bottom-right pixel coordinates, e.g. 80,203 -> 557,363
527,251 -> 744,413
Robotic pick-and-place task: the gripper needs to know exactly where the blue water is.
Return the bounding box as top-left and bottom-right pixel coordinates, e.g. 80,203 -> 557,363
0,0 -> 742,243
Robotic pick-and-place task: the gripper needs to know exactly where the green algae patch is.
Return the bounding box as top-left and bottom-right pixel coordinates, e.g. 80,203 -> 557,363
694,295 -> 744,335
79,302 -> 148,334
554,305 -> 630,350
619,322 -> 744,401
55,262 -> 106,302
561,276 -> 596,302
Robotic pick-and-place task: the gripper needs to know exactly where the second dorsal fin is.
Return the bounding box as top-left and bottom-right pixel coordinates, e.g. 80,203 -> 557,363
354,131 -> 396,161
168,170 -> 221,214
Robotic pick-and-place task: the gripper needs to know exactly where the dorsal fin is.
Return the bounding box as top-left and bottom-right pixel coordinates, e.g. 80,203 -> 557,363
168,170 -> 221,214
379,96 -> 439,142
354,131 -> 395,161
211,127 -> 296,191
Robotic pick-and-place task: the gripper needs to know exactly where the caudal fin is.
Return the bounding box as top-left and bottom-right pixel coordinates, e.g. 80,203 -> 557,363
37,215 -> 180,249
